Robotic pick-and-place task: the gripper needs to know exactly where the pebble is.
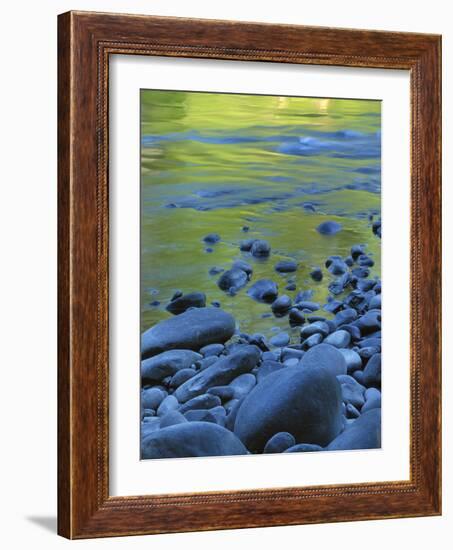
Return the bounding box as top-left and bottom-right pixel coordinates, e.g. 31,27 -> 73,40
345,403 -> 361,419
269,332 -> 290,347
334,308 -> 357,326
310,267 -> 323,281
300,321 -> 330,339
157,395 -> 179,417
275,260 -> 298,273
179,394 -> 222,414
289,308 -> 305,326
141,350 -> 202,382
284,444 -> 323,453
166,292 -> 206,315
203,233 -> 221,244
250,239 -> 271,258
232,259 -> 253,277
217,268 -> 248,292
239,238 -> 257,251
324,330 -> 351,348
207,386 -> 235,402
175,346 -> 261,403
142,387 -> 167,410
362,388 -> 382,412
301,333 -> 323,349
200,343 -> 224,357
247,279 -> 278,303
316,221 -> 342,235
363,353 -> 381,388
159,411 -> 188,429
271,295 -> 292,316
230,373 -> 256,398
169,368 -> 197,389
328,259 -> 348,276
263,432 -> 296,454
338,348 -> 363,373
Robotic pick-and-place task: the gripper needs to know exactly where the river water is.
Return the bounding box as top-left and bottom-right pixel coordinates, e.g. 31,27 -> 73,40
140,90 -> 381,341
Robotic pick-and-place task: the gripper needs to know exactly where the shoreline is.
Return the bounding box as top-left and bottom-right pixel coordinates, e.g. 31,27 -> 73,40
140,220 -> 382,459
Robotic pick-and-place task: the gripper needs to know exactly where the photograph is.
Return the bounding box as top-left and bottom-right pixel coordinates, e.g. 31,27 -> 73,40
140,89 -> 382,459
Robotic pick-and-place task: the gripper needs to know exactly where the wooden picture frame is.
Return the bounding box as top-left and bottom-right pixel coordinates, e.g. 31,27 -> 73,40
58,10 -> 442,539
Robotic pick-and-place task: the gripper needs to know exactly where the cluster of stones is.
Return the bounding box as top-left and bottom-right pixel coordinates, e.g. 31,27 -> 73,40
140,224 -> 382,459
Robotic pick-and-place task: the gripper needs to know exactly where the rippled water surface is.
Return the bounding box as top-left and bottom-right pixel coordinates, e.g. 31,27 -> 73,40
141,90 -> 381,338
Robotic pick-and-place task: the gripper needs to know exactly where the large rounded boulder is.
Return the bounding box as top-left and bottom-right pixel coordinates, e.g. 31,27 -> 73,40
233,364 -> 343,452
141,308 -> 235,358
299,343 -> 347,377
141,421 -> 248,459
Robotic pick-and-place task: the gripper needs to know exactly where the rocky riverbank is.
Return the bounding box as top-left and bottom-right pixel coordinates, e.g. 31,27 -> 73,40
141,221 -> 382,459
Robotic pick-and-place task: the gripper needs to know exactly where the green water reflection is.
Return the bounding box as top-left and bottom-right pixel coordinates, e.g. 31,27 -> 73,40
140,90 -> 381,340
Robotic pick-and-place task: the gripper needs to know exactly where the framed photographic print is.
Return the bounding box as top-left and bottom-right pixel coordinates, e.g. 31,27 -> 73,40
58,11 -> 442,539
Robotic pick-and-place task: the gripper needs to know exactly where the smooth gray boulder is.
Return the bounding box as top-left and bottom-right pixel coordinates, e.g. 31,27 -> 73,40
234,364 -> 343,452
141,421 -> 248,459
141,350 -> 201,382
174,345 -> 261,403
327,408 -> 381,451
300,343 -> 347,377
141,308 -> 235,358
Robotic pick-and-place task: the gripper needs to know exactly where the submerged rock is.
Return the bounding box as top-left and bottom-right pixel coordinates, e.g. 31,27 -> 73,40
166,292 -> 206,315
316,221 -> 342,235
239,238 -> 257,251
271,295 -> 292,316
141,308 -> 235,358
250,239 -> 271,258
141,421 -> 248,459
310,267 -> 323,281
247,279 -> 278,303
232,259 -> 253,277
203,233 -> 221,244
275,260 -> 298,273
217,268 -> 248,292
